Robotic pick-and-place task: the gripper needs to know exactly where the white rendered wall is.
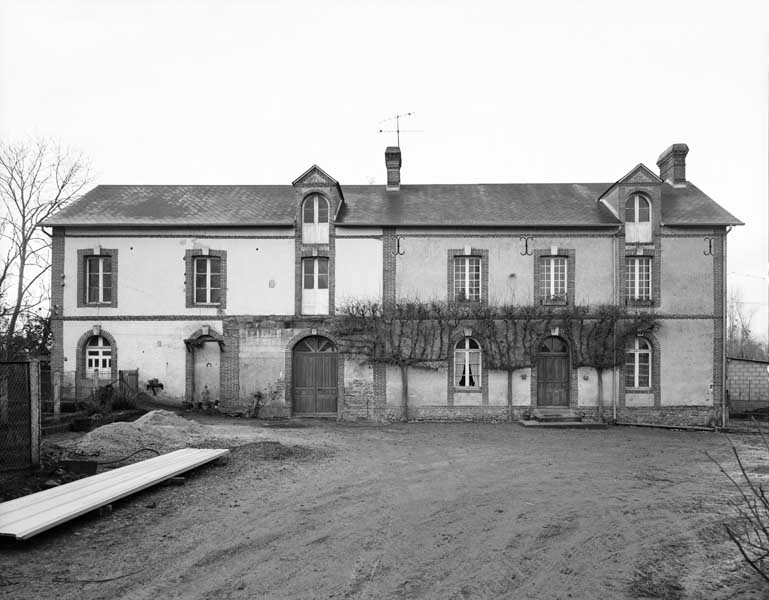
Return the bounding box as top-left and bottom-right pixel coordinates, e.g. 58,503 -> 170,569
63,233 -> 294,317
62,319 -> 222,399
335,238 -> 383,306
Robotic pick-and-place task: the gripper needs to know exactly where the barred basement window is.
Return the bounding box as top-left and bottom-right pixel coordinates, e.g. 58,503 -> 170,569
454,256 -> 481,302
194,256 -> 222,304
625,337 -> 651,389
454,338 -> 482,388
626,256 -> 652,301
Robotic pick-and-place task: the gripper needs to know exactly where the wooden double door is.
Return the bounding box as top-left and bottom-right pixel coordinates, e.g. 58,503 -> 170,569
293,336 -> 338,414
537,336 -> 570,407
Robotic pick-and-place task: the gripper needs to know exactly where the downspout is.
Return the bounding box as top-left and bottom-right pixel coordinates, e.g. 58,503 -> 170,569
612,225 -> 621,422
720,227 -> 732,428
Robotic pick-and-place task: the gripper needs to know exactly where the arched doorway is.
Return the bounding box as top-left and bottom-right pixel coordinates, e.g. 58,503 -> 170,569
537,336 -> 570,407
293,336 -> 338,414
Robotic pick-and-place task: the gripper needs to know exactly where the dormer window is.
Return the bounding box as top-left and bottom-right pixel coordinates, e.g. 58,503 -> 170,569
625,193 -> 652,243
302,194 -> 329,244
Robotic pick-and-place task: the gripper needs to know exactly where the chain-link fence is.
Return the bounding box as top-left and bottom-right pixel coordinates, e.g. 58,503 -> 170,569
0,362 -> 33,472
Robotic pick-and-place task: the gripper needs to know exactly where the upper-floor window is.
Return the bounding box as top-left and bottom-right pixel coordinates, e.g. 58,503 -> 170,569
625,337 -> 651,389
454,256 -> 481,302
626,256 -> 652,302
302,194 -> 330,244
454,337 -> 482,388
185,249 -> 227,309
194,256 -> 222,304
625,193 -> 652,243
540,256 -> 567,304
86,256 -> 112,304
302,257 -> 329,315
86,335 -> 112,379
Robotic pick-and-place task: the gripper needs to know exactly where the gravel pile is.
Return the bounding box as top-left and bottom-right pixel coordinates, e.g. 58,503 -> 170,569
69,410 -> 214,459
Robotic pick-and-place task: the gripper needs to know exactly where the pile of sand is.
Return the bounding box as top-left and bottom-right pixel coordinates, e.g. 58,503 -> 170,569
69,410 -> 213,459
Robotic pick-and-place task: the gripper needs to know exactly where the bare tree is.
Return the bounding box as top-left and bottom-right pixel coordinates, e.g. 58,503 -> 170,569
727,288 -> 767,361
333,298 -> 462,421
0,139 -> 90,358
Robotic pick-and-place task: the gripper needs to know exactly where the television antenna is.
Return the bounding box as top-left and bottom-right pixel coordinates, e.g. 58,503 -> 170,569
378,112 -> 422,147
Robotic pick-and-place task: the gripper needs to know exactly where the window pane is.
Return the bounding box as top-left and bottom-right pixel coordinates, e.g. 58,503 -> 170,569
317,197 -> 328,222
210,288 -> 221,304
625,353 -> 636,387
638,258 -> 651,300
541,258 -> 552,295
303,198 -> 315,224
194,258 -> 207,277
468,350 -> 481,387
625,197 -> 635,222
195,287 -> 207,303
454,258 -> 466,301
553,257 -> 566,296
102,285 -> 112,303
209,257 -> 221,275
454,350 -> 465,386
88,284 -> 99,303
467,257 -> 481,301
209,274 -> 221,289
102,257 -> 112,274
637,197 -> 650,222
303,259 -> 314,289
625,258 -> 635,299
638,354 -> 650,387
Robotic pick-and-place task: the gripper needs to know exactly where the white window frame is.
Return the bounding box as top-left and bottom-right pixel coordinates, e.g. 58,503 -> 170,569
86,256 -> 112,304
626,256 -> 652,301
454,337 -> 482,388
541,256 -> 567,301
302,257 -> 329,315
454,256 -> 481,302
86,335 -> 112,380
193,256 -> 222,305
625,337 -> 651,389
302,194 -> 330,244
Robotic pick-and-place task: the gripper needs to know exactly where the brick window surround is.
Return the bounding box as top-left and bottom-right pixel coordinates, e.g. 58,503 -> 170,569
620,333 -> 661,407
75,327 -> 118,384
447,331 -> 489,405
77,248 -> 118,308
622,247 -> 659,307
185,249 -> 227,309
533,248 -> 575,306
447,248 -> 489,306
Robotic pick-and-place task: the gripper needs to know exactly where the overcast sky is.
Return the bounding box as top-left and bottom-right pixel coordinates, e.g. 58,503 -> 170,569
1,0 -> 767,338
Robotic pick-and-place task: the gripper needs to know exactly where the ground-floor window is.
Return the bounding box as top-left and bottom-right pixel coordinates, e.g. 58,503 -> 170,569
86,335 -> 112,379
454,337 -> 481,387
625,337 -> 651,389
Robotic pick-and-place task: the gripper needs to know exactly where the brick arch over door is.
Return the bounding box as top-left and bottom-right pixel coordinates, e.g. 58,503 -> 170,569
184,326 -> 224,405
284,329 -> 344,416
75,328 -> 118,384
530,335 -> 578,408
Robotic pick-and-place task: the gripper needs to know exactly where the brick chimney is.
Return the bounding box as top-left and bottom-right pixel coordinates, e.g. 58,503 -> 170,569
385,146 -> 402,191
656,143 -> 689,185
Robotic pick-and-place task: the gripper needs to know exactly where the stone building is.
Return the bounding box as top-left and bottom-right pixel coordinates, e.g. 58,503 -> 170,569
44,143 -> 742,424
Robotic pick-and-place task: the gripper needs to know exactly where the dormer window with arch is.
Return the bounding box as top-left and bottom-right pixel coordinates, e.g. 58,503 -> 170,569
625,193 -> 652,243
302,193 -> 329,244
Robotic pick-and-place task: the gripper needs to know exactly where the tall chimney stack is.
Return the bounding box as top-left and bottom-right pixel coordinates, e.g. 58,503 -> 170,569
656,143 -> 689,185
385,146 -> 402,191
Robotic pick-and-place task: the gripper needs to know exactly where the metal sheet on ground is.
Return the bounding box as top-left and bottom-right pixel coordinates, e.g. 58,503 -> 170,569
0,447 -> 229,540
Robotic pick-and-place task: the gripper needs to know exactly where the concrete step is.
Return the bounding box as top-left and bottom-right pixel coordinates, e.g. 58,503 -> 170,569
531,408 -> 582,422
518,419 -> 608,429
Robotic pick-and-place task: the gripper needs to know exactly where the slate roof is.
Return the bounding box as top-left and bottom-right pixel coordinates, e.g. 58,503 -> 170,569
43,180 -> 742,228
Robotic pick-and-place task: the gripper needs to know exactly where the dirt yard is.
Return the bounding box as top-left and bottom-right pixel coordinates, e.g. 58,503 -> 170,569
1,415 -> 768,599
